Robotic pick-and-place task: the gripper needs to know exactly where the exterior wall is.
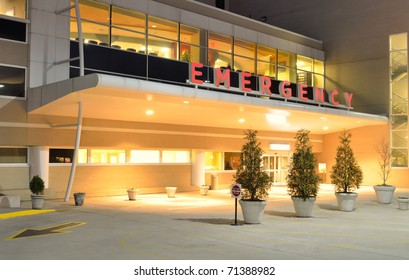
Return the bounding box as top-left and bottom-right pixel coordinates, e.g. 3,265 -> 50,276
317,124 -> 409,188
0,167 -> 29,196
229,0 -> 409,116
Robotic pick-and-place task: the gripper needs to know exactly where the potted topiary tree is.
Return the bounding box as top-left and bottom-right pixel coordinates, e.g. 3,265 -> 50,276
287,129 -> 320,217
372,137 -> 396,203
234,129 -> 272,224
30,175 -> 45,209
330,130 -> 363,211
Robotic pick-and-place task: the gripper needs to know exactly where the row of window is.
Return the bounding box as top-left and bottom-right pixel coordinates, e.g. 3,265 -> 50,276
0,0 -> 26,19
70,0 -> 324,87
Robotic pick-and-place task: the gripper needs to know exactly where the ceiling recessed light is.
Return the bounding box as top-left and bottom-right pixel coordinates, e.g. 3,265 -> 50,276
238,118 -> 245,123
323,126 -> 329,130
183,101 -> 189,104
145,110 -> 154,116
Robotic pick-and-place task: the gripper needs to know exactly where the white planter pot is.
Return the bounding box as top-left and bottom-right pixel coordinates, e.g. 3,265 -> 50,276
373,185 -> 396,204
199,186 -> 209,196
397,197 -> 409,210
291,196 -> 316,217
239,200 -> 267,224
166,187 -> 177,198
335,192 -> 358,212
127,189 -> 138,201
31,194 -> 45,209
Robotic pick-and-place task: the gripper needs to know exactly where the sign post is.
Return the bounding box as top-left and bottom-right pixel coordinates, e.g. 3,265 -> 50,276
231,184 -> 242,226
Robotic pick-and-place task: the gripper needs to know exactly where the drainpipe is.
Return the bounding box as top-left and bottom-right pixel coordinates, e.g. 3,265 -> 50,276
64,102 -> 83,202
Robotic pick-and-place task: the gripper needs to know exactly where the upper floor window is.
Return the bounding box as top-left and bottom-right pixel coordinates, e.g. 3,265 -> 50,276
0,65 -> 25,98
0,0 -> 26,19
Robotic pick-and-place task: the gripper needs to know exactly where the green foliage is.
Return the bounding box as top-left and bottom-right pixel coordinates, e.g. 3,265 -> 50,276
234,130 -> 272,201
286,129 -> 320,200
330,130 -> 363,193
181,50 -> 191,62
29,175 -> 45,195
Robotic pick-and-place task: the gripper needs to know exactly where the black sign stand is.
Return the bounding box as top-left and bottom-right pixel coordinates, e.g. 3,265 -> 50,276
231,198 -> 241,226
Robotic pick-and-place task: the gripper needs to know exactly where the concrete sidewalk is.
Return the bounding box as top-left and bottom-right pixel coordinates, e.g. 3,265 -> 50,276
1,185 -> 409,260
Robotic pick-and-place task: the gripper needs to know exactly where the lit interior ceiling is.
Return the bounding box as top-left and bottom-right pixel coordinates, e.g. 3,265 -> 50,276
28,74 -> 388,134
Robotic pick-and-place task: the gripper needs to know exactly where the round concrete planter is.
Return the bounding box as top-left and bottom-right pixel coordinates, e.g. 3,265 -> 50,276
127,189 -> 138,201
31,194 -> 45,209
397,197 -> 409,210
199,185 -> 209,196
239,200 -> 267,224
166,187 -> 177,198
335,192 -> 358,212
373,185 -> 396,204
291,196 -> 316,217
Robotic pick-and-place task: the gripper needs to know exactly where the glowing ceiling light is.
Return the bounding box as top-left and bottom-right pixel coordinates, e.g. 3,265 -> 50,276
238,118 -> 245,123
183,101 -> 189,104
145,109 -> 154,116
269,143 -> 290,151
323,126 -> 329,130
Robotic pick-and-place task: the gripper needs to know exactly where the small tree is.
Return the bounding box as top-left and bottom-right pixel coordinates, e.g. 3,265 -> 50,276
330,130 -> 363,193
29,175 -> 45,195
234,129 -> 272,201
375,137 -> 391,186
287,129 -> 320,200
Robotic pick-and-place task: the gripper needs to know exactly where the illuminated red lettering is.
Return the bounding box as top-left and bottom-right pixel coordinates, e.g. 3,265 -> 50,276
279,81 -> 292,98
240,72 -> 252,92
344,92 -> 353,108
330,89 -> 339,106
297,83 -> 309,101
189,62 -> 203,84
314,87 -> 325,103
214,68 -> 230,88
259,76 -> 272,95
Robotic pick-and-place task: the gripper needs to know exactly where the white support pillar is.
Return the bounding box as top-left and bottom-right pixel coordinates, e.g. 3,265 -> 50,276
191,149 -> 206,187
74,0 -> 84,76
64,102 -> 83,202
29,146 -> 49,188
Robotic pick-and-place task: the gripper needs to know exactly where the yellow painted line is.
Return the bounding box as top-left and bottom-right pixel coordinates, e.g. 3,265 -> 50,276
0,209 -> 55,219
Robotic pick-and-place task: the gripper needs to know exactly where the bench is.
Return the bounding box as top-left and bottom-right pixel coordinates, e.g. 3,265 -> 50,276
0,195 -> 21,208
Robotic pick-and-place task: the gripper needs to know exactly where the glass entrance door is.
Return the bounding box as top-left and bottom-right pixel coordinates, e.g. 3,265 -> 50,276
263,154 -> 289,185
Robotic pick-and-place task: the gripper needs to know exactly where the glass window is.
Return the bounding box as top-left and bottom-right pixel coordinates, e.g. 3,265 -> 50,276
90,149 -> 126,164
0,65 -> 25,98
224,152 -> 240,170
71,0 -> 109,25
180,24 -> 206,46
392,148 -> 408,167
257,61 -> 276,78
111,6 -> 145,34
278,50 -> 296,68
0,0 -> 26,19
162,151 -> 190,163
297,55 -> 313,72
148,36 -> 178,59
390,33 -> 408,51
129,150 -> 160,163
204,151 -> 222,170
0,148 -> 27,163
257,45 -> 277,63
234,56 -> 255,73
208,49 -> 232,68
209,32 -> 232,52
180,44 -> 206,63
277,66 -> 296,83
49,149 -> 87,163
313,74 -> 324,88
297,70 -> 312,85
70,21 -> 109,45
234,38 -> 255,58
111,27 -> 145,52
148,16 -> 178,41
314,59 -> 324,75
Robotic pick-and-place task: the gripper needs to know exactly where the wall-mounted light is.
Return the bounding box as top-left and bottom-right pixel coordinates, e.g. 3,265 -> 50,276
269,143 -> 290,151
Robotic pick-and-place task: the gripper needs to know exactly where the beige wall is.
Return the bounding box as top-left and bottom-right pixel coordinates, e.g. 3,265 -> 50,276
316,124 -> 409,188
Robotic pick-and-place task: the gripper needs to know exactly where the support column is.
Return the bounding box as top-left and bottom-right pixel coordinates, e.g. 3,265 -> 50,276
191,149 -> 205,187
64,102 -> 83,202
29,146 -> 49,188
